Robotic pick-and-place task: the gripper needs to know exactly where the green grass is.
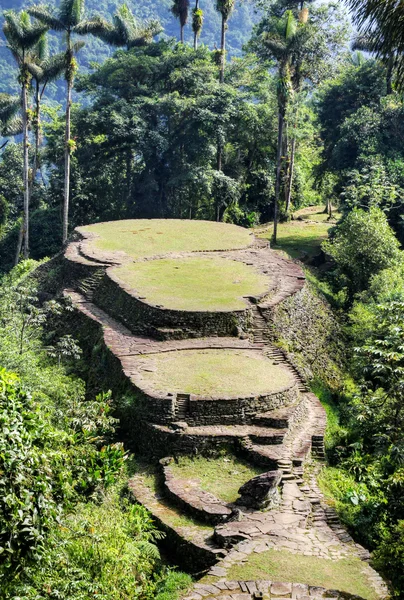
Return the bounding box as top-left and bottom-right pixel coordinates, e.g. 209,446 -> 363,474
169,454 -> 262,504
256,205 -> 342,260
136,349 -> 294,396
218,549 -> 378,600
294,205 -> 341,223
113,256 -> 269,311
79,219 -> 252,260
134,464 -> 212,531
310,379 -> 347,450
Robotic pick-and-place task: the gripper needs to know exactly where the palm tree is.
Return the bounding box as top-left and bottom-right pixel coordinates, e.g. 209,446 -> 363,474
258,7 -> 312,241
192,0 -> 204,50
27,36 -> 66,191
216,0 -> 235,83
352,33 -> 398,94
348,0 -> 404,89
28,0 -> 87,246
172,0 -> 190,43
75,4 -> 161,50
3,11 -> 48,259
261,10 -> 299,242
0,93 -> 24,265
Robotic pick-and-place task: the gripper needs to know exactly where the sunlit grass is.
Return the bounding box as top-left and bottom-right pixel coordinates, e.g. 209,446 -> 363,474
135,349 -> 294,396
212,549 -> 378,600
256,205 -> 342,260
79,219 -> 253,260
112,256 -> 270,311
169,454 -> 262,503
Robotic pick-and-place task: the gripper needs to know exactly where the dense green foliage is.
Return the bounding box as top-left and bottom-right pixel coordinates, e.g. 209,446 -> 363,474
0,262 -> 191,598
1,0 -> 404,596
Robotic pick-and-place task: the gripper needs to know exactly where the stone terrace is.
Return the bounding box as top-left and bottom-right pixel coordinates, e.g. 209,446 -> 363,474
61,220 -> 388,600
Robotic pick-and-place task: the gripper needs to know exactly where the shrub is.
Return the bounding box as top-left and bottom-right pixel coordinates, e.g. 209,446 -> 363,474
374,521 -> 404,596
322,207 -> 401,301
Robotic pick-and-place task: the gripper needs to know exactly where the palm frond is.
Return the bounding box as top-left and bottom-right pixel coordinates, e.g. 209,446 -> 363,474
284,10 -> 297,41
72,40 -> 85,54
28,6 -> 65,31
36,33 -> 49,62
74,16 -> 111,36
0,94 -> 20,124
71,0 -> 85,27
3,12 -> 24,45
262,34 -> 287,59
41,52 -> 66,82
114,12 -> 133,47
2,116 -> 23,136
26,62 -> 44,80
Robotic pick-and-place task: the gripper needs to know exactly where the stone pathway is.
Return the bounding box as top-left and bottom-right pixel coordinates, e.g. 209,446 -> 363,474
181,463 -> 388,600
186,580 -> 379,600
63,228 -> 388,600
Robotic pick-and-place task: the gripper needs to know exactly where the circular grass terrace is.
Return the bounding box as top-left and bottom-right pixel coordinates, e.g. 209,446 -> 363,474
111,256 -> 270,311
78,219 -> 254,261
135,349 -> 294,397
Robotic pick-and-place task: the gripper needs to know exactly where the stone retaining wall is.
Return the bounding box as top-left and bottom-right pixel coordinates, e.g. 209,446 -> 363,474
185,386 -> 300,427
93,271 -> 252,339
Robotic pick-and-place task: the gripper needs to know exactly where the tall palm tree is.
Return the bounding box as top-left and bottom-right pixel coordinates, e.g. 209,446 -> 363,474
0,93 -> 24,265
75,4 -> 161,50
3,11 -> 48,259
172,0 -> 190,43
192,0 -> 204,50
28,0 -> 87,246
260,9 -> 310,242
348,0 -> 404,90
216,0 -> 235,83
27,36 -> 66,190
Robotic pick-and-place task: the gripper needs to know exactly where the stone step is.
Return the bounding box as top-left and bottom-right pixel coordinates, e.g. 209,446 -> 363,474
254,403 -> 305,430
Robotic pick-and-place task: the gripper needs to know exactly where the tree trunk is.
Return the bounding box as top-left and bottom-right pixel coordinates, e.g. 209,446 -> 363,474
219,16 -> 226,83
180,23 -> 184,43
283,120 -> 289,205
274,109 -> 285,245
386,56 -> 394,95
194,0 -> 199,50
63,74 -> 72,245
31,80 -> 41,197
216,142 -> 222,222
22,78 -> 30,259
14,218 -> 24,267
285,136 -> 296,215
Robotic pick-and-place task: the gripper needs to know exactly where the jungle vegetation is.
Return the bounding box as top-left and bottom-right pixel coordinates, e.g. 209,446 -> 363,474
1,0 -> 404,597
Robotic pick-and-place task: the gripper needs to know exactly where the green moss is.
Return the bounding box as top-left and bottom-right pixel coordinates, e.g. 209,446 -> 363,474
79,219 -> 252,260
135,349 -> 294,396
113,256 -> 269,311
212,549 -> 378,600
169,453 -> 262,503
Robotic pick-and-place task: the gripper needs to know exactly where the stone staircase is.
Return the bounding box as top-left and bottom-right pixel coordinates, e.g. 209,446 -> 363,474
76,269 -> 106,301
60,229 -> 387,600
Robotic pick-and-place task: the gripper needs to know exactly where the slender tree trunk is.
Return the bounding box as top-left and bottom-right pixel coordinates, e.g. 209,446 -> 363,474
219,16 -> 226,83
274,109 -> 285,245
194,0 -> 199,50
63,75 -> 72,245
22,77 -> 30,259
31,80 -> 40,196
14,218 -> 24,266
386,56 -> 394,95
216,143 -> 222,221
180,23 -> 184,43
283,120 -> 289,205
285,136 -> 296,214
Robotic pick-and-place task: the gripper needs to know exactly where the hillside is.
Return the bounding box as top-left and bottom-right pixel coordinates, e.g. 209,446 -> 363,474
55,218 -> 387,600
0,0 -> 259,101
